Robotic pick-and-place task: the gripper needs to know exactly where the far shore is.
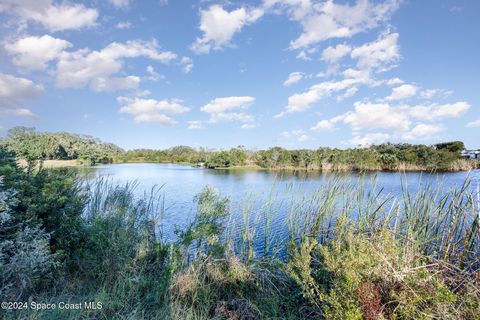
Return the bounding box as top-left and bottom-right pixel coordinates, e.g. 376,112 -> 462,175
16,159 -> 480,173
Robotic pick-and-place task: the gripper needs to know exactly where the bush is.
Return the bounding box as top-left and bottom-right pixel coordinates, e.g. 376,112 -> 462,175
285,220 -> 476,319
0,180 -> 57,302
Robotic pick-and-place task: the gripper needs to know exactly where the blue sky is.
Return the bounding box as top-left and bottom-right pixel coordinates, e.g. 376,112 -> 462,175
0,0 -> 479,150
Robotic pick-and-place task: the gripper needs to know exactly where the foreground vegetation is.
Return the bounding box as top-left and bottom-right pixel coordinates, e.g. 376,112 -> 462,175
2,127 -> 478,172
1,147 -> 478,319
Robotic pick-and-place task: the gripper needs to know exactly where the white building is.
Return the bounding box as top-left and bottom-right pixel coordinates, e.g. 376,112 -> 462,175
461,150 -> 480,160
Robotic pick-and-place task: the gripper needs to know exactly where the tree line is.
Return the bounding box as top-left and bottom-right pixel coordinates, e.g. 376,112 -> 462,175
1,127 -> 124,165
118,141 -> 471,171
1,126 -> 474,171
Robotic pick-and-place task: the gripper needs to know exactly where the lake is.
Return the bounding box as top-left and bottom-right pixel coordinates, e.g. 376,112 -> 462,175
82,163 -> 480,250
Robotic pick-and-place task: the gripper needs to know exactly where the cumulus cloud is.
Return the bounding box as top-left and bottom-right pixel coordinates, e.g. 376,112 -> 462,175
0,0 -> 98,31
241,123 -> 256,129
321,43 -> 352,64
264,0 -> 399,49
276,31 -> 402,118
402,123 -> 444,140
312,100 -> 470,145
188,120 -> 204,129
201,96 -> 255,125
350,31 -> 400,72
202,96 -> 254,113
5,35 -> 72,70
407,102 -> 470,121
386,77 -> 404,85
343,102 -> 410,131
109,0 -> 130,8
55,40 -> 178,91
310,114 -> 345,131
276,68 -> 374,117
282,129 -> 310,142
350,132 -> 390,146
0,72 -> 44,117
180,57 -> 194,73
145,65 -> 165,81
190,5 -> 264,54
466,119 -> 480,128
4,35 -> 191,91
116,21 -> 132,29
118,96 -> 189,125
90,76 -> 141,92
283,72 -> 304,86
386,84 -> 417,101
337,86 -> 358,101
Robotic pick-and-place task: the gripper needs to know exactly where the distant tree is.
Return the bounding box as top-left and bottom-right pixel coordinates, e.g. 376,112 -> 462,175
435,141 -> 465,153
3,127 -> 124,164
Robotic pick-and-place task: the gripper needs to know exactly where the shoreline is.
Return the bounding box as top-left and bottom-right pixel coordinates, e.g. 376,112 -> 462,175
20,159 -> 480,173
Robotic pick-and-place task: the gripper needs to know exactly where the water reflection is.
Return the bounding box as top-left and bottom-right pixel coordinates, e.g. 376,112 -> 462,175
77,163 -> 480,245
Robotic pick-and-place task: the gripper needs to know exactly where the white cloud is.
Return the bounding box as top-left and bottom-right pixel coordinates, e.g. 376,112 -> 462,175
283,72 -> 304,86
269,0 -> 400,49
319,101 -> 468,135
310,114 -> 345,132
241,123 -> 256,129
350,132 -> 390,146
296,50 -> 312,61
5,34 -> 72,70
337,86 -> 358,101
282,129 -> 310,142
90,76 -> 140,92
386,84 -> 417,101
351,31 -> 400,72
118,96 -> 189,125
0,0 -> 98,31
343,102 -> 410,132
180,57 -> 194,73
420,89 -> 437,100
188,120 -> 204,129
386,77 -> 404,85
407,102 -> 470,121
466,120 -> 480,128
201,96 -> 254,113
321,43 -> 351,64
0,72 -> 43,117
116,21 -> 132,29
146,65 -> 165,81
402,123 -> 444,140
109,0 -> 130,8
4,36 -> 187,92
55,40 -> 177,90
276,69 -> 374,117
8,108 -> 37,118
201,96 -> 255,124
190,5 -> 263,54
418,89 -> 452,100
312,100 -> 470,145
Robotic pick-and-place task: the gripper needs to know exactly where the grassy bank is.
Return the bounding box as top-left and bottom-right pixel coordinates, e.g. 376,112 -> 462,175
204,159 -> 479,172
17,159 -> 80,168
1,148 -> 479,320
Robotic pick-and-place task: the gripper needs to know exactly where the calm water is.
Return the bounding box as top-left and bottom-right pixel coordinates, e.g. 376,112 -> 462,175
81,163 -> 480,245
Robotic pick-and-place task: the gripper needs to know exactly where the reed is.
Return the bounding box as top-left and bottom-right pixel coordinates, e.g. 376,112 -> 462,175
6,173 -> 479,320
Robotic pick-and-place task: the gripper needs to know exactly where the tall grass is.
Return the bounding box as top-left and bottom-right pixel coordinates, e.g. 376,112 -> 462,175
9,174 -> 479,320
223,175 -> 479,267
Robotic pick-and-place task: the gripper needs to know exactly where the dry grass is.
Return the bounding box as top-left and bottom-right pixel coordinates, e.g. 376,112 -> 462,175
17,159 -> 80,168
